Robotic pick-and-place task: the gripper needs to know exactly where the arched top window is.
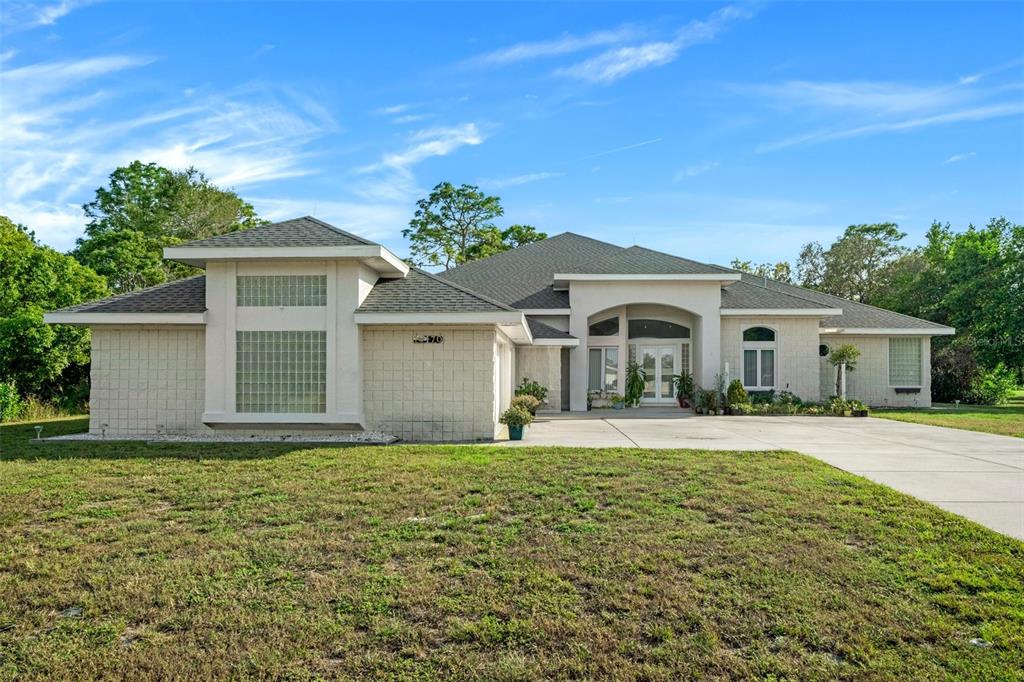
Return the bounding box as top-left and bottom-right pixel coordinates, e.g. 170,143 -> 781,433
588,316 -> 619,337
742,326 -> 776,389
628,319 -> 690,339
742,326 -> 776,342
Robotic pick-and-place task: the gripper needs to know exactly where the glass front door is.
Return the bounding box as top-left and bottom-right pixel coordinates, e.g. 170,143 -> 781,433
639,346 -> 676,403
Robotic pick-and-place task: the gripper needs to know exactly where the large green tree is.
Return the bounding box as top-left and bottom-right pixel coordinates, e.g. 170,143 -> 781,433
403,182 -> 547,268
797,223 -> 908,303
730,259 -> 793,284
74,161 -> 265,292
0,216 -> 108,402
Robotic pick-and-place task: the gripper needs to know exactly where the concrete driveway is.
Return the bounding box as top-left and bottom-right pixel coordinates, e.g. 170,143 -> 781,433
500,411 -> 1024,540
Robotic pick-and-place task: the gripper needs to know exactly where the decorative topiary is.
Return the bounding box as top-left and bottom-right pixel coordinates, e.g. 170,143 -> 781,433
726,379 -> 748,406
511,394 -> 541,415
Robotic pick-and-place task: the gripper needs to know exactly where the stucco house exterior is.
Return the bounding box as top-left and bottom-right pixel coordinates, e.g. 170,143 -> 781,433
45,217 -> 954,441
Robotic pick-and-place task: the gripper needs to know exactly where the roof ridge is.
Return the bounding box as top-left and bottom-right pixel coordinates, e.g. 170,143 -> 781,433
411,268 -> 518,311
624,244 -> 735,273
300,216 -> 378,246
440,232 -> 625,276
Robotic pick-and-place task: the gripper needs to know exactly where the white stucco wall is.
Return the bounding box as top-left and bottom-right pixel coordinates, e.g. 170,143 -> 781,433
362,326 -> 499,441
819,335 -> 932,407
720,316 -> 822,401
515,346 -> 562,412
567,280 -> 723,410
89,327 -> 206,435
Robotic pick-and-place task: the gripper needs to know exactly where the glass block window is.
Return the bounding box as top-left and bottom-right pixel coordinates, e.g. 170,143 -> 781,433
237,275 -> 327,307
236,331 -> 327,413
889,337 -> 922,386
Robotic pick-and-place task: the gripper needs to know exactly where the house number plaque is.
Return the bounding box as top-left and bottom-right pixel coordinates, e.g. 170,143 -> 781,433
413,334 -> 444,344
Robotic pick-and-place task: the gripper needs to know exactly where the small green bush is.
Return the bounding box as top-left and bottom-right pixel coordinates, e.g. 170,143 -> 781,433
726,380 -> 748,406
968,363 -> 1017,405
0,382 -> 25,422
499,405 -> 534,427
510,394 -> 541,415
515,378 -> 548,404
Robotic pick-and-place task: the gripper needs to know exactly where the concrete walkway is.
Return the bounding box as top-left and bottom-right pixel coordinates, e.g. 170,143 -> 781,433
500,411 -> 1024,540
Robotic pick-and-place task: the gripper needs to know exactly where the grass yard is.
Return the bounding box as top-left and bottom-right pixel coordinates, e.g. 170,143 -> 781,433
874,390 -> 1024,438
1,418 -> 1023,680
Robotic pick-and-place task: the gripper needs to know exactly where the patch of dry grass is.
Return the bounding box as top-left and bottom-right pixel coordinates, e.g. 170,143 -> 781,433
1,417 -> 1022,680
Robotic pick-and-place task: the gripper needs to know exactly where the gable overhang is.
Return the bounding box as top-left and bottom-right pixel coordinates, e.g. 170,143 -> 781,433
553,273 -> 740,289
44,312 -> 207,326
819,326 -> 956,335
163,245 -> 409,277
721,307 -> 843,317
532,337 -> 580,347
353,311 -> 533,344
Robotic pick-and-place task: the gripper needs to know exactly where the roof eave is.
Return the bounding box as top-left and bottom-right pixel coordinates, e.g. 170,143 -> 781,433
163,245 -> 409,276
554,273 -> 741,283
353,311 -> 533,343
721,307 -> 843,317
820,326 -> 956,335
43,312 -> 207,326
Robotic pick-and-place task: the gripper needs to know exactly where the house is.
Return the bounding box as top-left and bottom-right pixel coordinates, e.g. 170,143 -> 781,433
45,217 -> 955,441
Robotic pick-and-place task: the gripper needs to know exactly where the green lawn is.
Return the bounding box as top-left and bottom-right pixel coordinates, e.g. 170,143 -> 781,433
1,418 -> 1022,680
874,390 -> 1024,438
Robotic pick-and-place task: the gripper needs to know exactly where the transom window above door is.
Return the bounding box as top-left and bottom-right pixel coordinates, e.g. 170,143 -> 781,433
588,316 -> 619,336
742,326 -> 776,390
628,319 -> 690,339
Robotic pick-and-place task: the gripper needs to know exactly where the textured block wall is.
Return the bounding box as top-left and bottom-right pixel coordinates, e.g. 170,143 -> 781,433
515,346 -> 562,413
819,335 -> 932,407
362,327 -> 498,441
720,317 -> 821,401
89,328 -> 206,435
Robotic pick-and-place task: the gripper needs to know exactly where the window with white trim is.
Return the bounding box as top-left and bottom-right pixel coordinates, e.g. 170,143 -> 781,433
742,326 -> 776,390
237,275 -> 327,307
588,347 -> 619,391
236,330 -> 327,413
889,337 -> 922,386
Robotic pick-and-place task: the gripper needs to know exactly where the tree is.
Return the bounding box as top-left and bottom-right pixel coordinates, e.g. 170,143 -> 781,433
403,182 -> 547,268
828,344 -> 861,398
730,259 -> 793,283
800,223 -> 908,303
0,216 -> 108,403
74,161 -> 265,292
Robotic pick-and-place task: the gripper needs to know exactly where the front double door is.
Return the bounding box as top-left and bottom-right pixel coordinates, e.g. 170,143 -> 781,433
639,345 -> 677,403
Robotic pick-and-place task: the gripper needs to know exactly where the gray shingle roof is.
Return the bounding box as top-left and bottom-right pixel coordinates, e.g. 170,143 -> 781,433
438,232 -> 625,308
734,273 -> 951,329
527,317 -> 577,340
559,245 -> 733,275
720,280 -> 835,310
51,275 -> 207,314
357,269 -> 517,314
174,216 -> 377,248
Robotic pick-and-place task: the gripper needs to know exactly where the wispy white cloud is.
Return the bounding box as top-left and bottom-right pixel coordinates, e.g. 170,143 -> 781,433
393,113 -> 428,125
0,53 -> 339,248
943,151 -> 976,164
472,25 -> 638,66
734,80 -> 967,115
353,123 -> 487,202
478,171 -> 563,189
251,197 -> 408,242
374,103 -> 412,115
673,161 -> 719,181
0,0 -> 91,32
758,103 -> 1024,152
576,137 -> 661,161
557,5 -> 755,84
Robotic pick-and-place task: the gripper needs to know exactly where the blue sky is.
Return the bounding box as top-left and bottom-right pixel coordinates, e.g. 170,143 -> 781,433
2,1 -> 1022,266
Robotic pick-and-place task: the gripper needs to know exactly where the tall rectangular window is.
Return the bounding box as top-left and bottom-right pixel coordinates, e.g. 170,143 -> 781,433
237,275 -> 327,307
236,330 -> 327,413
588,347 -> 619,391
889,337 -> 922,386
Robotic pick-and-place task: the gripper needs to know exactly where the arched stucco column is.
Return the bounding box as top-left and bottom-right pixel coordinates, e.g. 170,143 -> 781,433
567,280 -> 723,411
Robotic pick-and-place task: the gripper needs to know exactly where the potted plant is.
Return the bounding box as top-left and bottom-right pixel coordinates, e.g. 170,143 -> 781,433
705,388 -> 721,415
515,378 -> 548,407
850,400 -> 869,417
500,405 -> 534,440
511,394 -> 541,416
671,373 -> 695,408
692,387 -> 706,414
624,362 -> 646,408
610,393 -> 626,410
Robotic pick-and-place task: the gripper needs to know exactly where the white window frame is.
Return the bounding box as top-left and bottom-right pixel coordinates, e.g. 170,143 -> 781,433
587,346 -> 619,392
887,337 -> 924,388
741,325 -> 777,391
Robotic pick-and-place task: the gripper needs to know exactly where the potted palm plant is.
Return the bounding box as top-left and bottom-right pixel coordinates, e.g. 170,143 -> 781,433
500,405 -> 534,441
671,372 -> 694,408
624,362 -> 646,408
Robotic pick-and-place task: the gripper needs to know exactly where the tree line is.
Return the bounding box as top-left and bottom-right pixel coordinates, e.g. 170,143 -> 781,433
731,219 -> 1023,402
